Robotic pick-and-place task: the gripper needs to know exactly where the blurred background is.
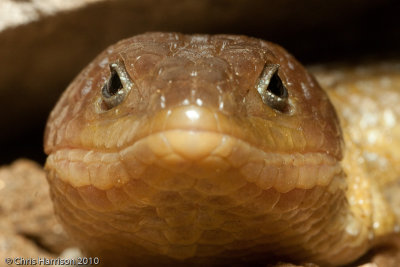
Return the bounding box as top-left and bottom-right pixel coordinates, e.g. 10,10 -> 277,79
1,0 -> 399,165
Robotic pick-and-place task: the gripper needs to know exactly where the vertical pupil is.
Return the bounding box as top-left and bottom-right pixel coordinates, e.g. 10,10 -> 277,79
268,73 -> 285,97
107,69 -> 123,96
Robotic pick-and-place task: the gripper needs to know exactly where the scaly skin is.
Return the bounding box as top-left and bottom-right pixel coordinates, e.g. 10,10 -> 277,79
44,33 -> 399,266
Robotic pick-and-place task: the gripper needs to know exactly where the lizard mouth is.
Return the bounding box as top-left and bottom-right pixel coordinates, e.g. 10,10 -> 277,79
45,105 -> 343,194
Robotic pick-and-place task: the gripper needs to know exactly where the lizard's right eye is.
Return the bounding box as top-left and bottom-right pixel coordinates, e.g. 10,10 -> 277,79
101,60 -> 133,110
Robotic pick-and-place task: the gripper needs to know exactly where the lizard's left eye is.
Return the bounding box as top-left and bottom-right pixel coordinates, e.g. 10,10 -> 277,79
256,63 -> 289,112
101,60 -> 133,110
